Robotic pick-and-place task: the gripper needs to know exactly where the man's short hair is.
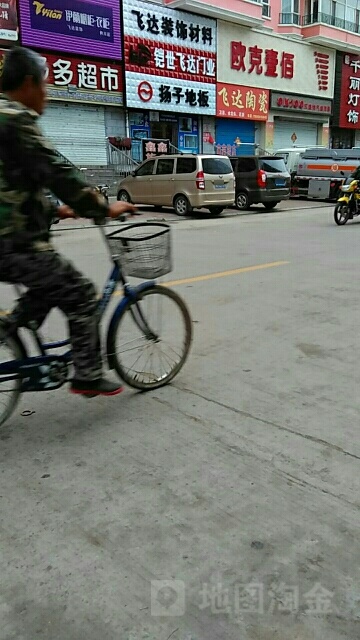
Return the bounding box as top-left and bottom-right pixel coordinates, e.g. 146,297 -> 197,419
2,47 -> 47,92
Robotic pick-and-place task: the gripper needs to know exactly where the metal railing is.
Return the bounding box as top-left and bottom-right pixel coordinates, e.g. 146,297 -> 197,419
302,11 -> 360,33
279,12 -> 300,24
106,141 -> 139,176
54,148 -> 85,180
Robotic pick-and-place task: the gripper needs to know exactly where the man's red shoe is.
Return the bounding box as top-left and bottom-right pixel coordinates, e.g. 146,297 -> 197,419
70,377 -> 124,397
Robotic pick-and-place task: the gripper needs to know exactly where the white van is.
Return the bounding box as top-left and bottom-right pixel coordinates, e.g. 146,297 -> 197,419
275,147 -> 326,175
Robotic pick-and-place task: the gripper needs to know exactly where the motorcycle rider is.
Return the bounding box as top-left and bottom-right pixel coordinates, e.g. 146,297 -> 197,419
0,47 -> 136,397
342,165 -> 360,219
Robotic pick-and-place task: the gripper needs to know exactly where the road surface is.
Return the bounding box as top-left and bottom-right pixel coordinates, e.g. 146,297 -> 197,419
0,201 -> 359,640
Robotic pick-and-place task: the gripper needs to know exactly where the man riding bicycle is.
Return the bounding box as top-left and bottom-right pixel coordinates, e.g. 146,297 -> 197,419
0,47 -> 136,397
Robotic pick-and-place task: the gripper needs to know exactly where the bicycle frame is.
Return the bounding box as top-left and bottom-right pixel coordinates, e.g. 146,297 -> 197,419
0,256 -> 155,392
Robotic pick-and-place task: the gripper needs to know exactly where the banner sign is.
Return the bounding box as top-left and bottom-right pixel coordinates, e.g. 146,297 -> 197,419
123,0 -> 216,114
217,82 -> 269,121
141,138 -> 170,159
18,0 -> 121,59
0,0 -> 18,44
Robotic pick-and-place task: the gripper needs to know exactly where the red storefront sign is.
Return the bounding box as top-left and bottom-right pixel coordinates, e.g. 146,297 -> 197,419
231,41 -> 294,79
271,92 -> 331,113
0,50 -> 124,105
44,53 -> 123,93
216,82 -> 269,121
340,54 -> 360,128
125,36 -> 216,84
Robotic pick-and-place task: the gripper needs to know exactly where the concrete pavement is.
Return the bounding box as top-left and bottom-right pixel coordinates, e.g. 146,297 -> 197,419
55,197 -> 334,230
0,203 -> 359,640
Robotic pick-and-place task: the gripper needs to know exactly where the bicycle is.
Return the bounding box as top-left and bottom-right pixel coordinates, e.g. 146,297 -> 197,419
0,220 -> 193,426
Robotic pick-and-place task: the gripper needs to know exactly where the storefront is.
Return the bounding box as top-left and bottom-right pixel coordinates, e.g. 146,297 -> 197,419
216,82 -> 268,155
216,21 -> 335,154
128,111 -> 200,162
123,0 -> 216,161
18,0 -> 124,166
270,93 -> 332,150
38,53 -> 124,166
331,52 -> 360,149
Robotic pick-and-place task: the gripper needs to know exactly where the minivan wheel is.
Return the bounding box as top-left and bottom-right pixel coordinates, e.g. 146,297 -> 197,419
117,190 -> 131,203
235,191 -> 250,210
264,202 -> 278,210
174,195 -> 191,216
209,207 -> 224,216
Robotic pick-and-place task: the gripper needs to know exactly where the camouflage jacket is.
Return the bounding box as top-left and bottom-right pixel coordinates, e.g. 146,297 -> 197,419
0,95 -> 108,249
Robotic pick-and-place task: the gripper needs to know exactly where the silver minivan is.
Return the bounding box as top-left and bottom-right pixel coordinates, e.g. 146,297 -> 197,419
117,154 -> 235,216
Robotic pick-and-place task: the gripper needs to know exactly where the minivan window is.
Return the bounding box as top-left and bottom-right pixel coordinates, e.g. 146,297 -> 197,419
237,158 -> 257,173
259,158 -> 287,173
176,157 -> 197,174
156,158 -> 175,175
136,160 -> 155,176
202,158 -> 233,175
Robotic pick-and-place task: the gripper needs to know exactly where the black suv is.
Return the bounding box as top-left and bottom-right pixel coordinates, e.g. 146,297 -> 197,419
229,156 -> 291,211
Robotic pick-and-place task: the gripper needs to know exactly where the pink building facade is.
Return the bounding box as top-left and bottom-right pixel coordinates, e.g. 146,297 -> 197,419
165,0 -> 360,150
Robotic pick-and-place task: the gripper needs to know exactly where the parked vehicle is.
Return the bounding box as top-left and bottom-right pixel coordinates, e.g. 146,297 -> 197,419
229,155 -> 290,211
275,146 -> 325,177
334,178 -> 360,225
293,148 -> 360,200
117,154 -> 235,216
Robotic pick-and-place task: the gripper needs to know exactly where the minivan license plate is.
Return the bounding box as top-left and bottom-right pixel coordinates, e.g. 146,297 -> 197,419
275,180 -> 285,187
215,184 -> 226,189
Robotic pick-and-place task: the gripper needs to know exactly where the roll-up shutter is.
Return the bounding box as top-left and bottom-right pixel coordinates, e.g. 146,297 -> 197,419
40,103 -> 107,166
215,119 -> 255,155
273,119 -> 318,150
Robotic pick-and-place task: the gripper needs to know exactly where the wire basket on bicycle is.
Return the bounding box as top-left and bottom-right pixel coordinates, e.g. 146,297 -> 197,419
106,222 -> 172,279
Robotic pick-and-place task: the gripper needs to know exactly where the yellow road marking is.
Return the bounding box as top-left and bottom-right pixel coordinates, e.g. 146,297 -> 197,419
0,261 -> 289,315
114,260 -> 289,293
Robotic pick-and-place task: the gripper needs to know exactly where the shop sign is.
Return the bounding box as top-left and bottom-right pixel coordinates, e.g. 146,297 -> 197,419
231,42 -> 294,80
339,54 -> 360,128
203,131 -> 214,144
271,92 -> 332,114
217,21 -> 334,99
142,138 -> 170,159
217,82 -> 269,121
18,0 -> 121,60
123,0 -> 216,114
32,52 -> 123,105
0,0 -> 18,44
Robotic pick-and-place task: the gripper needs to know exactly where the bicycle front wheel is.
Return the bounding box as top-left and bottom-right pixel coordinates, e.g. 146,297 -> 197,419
109,285 -> 192,390
0,326 -> 23,426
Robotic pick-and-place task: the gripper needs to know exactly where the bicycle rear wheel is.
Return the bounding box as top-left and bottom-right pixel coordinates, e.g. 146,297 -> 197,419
0,326 -> 23,426
108,285 -> 192,390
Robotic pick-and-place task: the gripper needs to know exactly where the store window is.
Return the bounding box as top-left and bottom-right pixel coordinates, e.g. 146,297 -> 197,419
178,117 -> 199,154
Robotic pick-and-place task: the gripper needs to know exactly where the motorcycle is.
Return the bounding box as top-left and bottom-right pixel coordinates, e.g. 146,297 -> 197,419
96,184 -> 109,203
45,192 -> 61,226
334,178 -> 360,225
